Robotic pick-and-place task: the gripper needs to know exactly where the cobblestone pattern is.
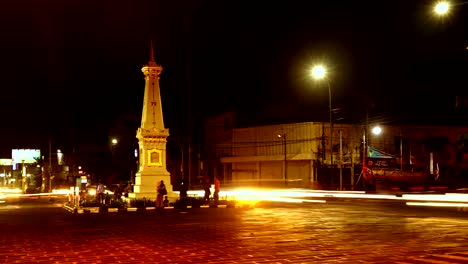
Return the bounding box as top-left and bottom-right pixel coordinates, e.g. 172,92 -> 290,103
0,202 -> 468,263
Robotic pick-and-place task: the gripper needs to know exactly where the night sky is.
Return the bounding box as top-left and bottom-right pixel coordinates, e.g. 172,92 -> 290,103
1,0 -> 467,153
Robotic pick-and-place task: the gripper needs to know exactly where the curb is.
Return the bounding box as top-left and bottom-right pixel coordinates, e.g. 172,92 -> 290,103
62,204 -> 249,214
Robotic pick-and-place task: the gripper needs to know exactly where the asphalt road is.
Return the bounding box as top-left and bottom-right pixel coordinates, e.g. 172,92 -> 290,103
0,199 -> 468,263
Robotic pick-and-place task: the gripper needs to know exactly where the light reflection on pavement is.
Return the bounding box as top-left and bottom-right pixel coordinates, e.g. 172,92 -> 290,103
237,204 -> 468,263
0,201 -> 468,263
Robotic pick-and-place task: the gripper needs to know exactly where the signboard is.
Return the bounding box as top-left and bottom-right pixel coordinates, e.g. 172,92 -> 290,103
367,158 -> 398,168
366,146 -> 398,168
148,149 -> 162,166
12,149 -> 41,165
0,159 -> 12,166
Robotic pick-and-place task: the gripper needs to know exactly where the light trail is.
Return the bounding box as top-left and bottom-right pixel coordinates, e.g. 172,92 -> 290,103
184,188 -> 468,208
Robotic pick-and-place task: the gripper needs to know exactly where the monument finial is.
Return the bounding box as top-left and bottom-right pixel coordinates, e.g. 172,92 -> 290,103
150,40 -> 155,62
149,40 -> 156,65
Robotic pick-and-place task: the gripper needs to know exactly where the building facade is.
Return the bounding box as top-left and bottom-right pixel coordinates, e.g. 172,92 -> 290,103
204,112 -> 468,190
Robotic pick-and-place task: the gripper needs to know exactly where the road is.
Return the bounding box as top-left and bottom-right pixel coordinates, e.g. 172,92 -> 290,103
0,199 -> 468,263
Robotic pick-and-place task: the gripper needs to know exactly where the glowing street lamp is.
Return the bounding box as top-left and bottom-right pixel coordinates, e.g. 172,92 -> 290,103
111,138 -> 118,156
311,65 -> 326,80
434,1 -> 450,15
433,1 -> 468,16
371,126 -> 382,136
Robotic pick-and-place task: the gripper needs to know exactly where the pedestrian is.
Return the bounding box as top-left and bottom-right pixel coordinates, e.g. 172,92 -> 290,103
156,180 -> 167,208
203,176 -> 211,205
179,176 -> 188,199
97,182 -> 105,204
163,196 -> 169,207
214,176 -> 220,205
179,176 -> 188,210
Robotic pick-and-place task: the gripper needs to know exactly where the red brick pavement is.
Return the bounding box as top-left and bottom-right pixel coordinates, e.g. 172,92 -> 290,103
0,202 -> 467,263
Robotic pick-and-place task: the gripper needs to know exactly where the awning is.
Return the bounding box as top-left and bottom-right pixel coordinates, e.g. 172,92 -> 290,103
367,146 -> 396,159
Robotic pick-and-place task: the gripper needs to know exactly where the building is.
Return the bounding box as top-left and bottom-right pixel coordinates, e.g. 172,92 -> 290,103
204,112 -> 468,190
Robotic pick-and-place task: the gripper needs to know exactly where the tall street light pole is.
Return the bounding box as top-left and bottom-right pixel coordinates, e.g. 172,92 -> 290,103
312,65 -> 333,180
327,80 -> 333,168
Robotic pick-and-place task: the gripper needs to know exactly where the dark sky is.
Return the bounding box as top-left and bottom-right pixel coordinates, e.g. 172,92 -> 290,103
1,0 -> 467,151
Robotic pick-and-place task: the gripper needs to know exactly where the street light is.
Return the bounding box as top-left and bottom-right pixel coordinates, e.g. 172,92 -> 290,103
311,65 -> 333,168
434,1 -> 450,15
363,125 -> 383,165
111,138 -> 118,157
433,1 -> 468,16
360,125 -> 383,191
372,126 -> 382,136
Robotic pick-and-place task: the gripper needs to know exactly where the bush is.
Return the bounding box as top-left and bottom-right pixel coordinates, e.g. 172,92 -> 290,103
109,199 -> 127,208
174,197 -> 204,209
25,187 -> 40,194
130,198 -> 154,208
189,197 -> 204,208
80,199 -> 101,207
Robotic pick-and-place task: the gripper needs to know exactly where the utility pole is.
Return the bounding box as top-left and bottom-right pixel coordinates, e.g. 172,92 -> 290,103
183,16 -> 193,187
400,130 -> 403,171
180,144 -> 184,180
284,133 -> 287,187
322,123 -> 325,163
327,81 -> 334,189
188,144 -> 192,185
48,139 -> 52,192
277,132 -> 287,187
339,130 -> 343,190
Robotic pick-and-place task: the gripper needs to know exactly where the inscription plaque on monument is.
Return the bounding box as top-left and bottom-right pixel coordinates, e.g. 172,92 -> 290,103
148,149 -> 162,166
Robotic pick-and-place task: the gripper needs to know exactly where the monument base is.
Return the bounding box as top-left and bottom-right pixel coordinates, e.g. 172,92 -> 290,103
129,169 -> 177,201
128,190 -> 179,201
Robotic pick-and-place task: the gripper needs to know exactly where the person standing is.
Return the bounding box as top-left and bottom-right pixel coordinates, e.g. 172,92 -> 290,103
214,176 -> 220,205
203,176 -> 211,205
179,176 -> 188,199
179,176 -> 188,211
156,180 -> 167,208
97,182 -> 105,204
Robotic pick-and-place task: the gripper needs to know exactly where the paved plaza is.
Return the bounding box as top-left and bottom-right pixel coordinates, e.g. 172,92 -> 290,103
0,199 -> 468,263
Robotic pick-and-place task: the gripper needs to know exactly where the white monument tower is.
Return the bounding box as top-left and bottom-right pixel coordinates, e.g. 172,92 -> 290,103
130,43 -> 172,199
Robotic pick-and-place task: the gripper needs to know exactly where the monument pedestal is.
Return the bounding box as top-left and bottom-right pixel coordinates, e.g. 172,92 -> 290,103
129,168 -> 174,200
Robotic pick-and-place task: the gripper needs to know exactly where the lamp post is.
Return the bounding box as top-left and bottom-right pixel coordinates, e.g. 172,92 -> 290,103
277,133 -> 287,187
180,144 -> 184,180
361,125 -> 382,190
312,65 -> 333,186
111,138 -> 118,155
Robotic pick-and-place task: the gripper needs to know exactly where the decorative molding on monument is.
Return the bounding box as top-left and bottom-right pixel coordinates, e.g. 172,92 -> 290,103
137,127 -> 169,134
142,66 -> 162,79
138,139 -> 167,144
136,128 -> 169,141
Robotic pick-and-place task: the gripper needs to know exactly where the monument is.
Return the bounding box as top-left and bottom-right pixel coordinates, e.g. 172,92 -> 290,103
129,44 -> 172,199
